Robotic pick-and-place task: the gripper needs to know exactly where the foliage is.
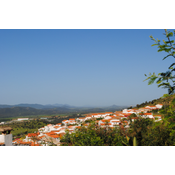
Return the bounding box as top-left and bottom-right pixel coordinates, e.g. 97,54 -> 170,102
60,121 -> 127,146
159,98 -> 175,123
144,29 -> 175,96
126,116 -> 175,146
96,117 -> 104,120
122,136 -> 137,146
126,117 -> 154,146
141,122 -> 174,146
2,119 -> 51,139
60,115 -> 175,146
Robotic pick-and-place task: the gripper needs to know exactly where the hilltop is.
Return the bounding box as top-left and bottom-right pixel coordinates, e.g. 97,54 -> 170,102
133,94 -> 175,109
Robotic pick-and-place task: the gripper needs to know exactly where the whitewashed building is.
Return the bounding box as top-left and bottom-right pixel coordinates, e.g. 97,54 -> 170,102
17,118 -> 29,121
156,104 -> 163,109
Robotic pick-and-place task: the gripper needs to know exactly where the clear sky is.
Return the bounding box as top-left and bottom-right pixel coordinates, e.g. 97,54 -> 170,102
0,29 -> 173,106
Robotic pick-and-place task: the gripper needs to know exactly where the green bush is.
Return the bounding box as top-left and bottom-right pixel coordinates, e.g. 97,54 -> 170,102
60,122 -> 127,146
60,116 -> 175,146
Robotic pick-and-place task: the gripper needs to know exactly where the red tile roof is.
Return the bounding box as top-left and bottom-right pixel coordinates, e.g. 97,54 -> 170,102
144,113 -> 152,115
28,133 -> 38,137
54,126 -> 60,128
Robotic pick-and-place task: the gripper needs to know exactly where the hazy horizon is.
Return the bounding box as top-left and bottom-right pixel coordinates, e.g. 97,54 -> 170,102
0,102 -> 129,108
0,29 -> 169,107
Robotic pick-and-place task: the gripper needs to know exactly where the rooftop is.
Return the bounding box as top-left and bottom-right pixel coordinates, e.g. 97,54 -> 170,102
0,126 -> 13,132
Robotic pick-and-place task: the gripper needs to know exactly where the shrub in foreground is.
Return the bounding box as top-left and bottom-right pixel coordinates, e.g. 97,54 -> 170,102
60,122 -> 127,146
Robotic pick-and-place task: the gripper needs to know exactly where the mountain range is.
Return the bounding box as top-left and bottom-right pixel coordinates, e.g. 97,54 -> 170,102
0,103 -> 128,119
0,103 -> 76,109
0,103 -> 128,110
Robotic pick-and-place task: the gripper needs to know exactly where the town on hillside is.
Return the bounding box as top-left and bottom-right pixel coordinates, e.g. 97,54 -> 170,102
0,104 -> 163,146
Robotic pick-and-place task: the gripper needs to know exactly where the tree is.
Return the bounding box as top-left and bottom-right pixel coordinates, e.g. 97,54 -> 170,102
144,29 -> 175,97
60,121 -> 127,146
127,117 -> 154,146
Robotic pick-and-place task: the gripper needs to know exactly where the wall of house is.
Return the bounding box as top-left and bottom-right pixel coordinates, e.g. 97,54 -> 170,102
156,104 -> 163,109
0,135 -> 4,143
5,134 -> 12,146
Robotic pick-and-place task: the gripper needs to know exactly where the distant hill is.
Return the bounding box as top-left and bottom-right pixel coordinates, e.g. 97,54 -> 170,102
0,103 -> 76,109
0,105 -> 14,108
0,107 -> 69,118
1,95 -> 174,122
0,104 -> 127,119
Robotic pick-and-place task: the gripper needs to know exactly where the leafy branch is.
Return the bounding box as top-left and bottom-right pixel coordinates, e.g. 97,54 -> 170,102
144,29 -> 175,96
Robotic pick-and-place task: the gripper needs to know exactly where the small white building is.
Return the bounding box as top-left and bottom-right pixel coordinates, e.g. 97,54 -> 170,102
76,117 -> 86,122
44,125 -> 59,132
104,115 -> 112,120
142,113 -> 154,119
62,120 -> 69,125
85,116 -> 92,120
17,118 -> 29,121
110,120 -> 120,126
154,115 -> 162,122
156,104 -> 163,109
91,114 -> 101,118
122,109 -> 137,114
148,106 -> 157,110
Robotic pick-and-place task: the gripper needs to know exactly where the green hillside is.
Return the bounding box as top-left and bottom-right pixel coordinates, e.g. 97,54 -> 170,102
134,94 -> 175,109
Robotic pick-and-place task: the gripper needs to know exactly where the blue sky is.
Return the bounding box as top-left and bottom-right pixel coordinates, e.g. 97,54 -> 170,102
0,29 -> 173,106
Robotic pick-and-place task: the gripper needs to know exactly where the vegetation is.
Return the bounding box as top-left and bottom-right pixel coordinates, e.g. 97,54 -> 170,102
144,29 -> 175,97
134,93 -> 175,108
0,106 -> 75,118
0,113 -> 86,139
60,121 -> 126,146
2,119 -> 51,139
